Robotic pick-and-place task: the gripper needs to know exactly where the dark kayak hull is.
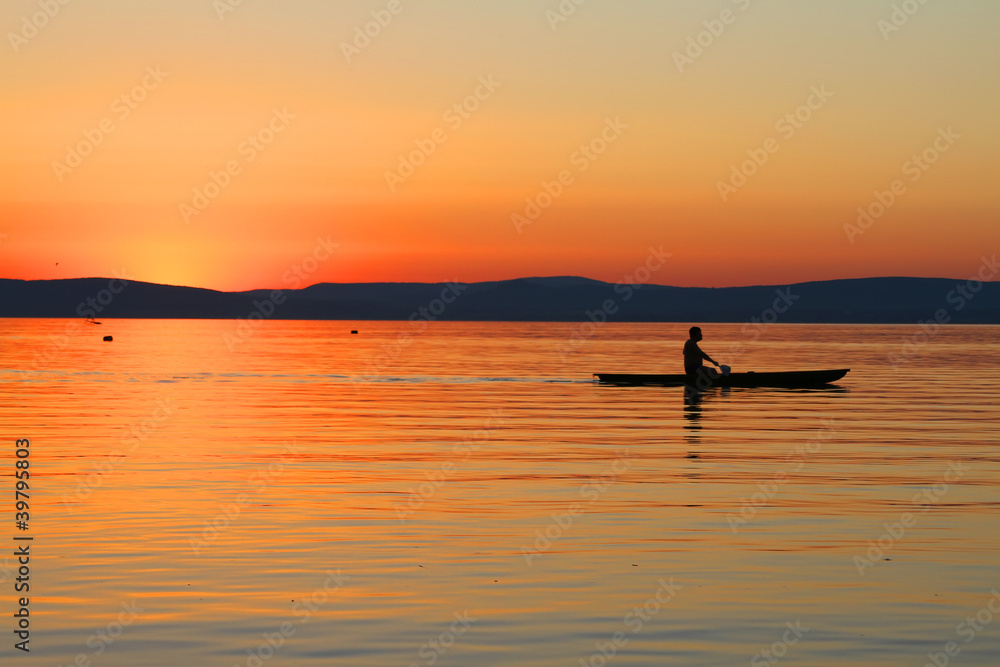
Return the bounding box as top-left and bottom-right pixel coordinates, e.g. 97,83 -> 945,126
594,369 -> 849,388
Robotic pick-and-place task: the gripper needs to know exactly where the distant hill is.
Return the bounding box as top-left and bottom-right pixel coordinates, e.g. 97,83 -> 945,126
0,276 -> 998,323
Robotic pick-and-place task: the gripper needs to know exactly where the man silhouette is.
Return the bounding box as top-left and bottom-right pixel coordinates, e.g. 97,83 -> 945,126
684,326 -> 720,387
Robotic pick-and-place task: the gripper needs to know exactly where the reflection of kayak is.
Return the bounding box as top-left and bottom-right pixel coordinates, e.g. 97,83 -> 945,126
594,369 -> 850,388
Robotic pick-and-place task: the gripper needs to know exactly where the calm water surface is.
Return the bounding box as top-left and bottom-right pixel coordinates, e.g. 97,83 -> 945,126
1,320 -> 998,666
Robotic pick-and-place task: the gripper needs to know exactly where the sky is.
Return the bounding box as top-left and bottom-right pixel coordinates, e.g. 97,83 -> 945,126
1,0 -> 998,291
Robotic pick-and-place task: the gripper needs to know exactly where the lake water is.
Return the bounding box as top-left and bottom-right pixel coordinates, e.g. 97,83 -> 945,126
1,319 -> 999,666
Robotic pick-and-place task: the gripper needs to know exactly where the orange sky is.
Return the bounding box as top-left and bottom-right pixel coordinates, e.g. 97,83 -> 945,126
1,0 -> 998,291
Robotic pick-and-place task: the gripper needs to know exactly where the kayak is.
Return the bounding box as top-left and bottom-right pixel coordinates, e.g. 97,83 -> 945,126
594,369 -> 849,388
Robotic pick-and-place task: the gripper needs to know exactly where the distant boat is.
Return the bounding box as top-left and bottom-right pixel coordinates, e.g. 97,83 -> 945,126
85,318 -> 102,325
594,369 -> 850,388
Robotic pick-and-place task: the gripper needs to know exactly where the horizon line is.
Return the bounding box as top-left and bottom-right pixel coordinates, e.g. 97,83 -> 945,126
1,273 -> 991,294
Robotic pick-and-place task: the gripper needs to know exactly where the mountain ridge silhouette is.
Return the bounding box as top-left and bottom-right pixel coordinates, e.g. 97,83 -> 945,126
1,276 -> 998,323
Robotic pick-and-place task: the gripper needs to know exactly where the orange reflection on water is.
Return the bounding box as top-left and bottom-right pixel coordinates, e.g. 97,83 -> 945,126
1,319 -> 999,665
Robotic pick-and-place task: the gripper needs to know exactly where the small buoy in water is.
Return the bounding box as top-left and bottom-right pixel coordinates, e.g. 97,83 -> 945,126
103,336 -> 113,342
351,330 -> 358,335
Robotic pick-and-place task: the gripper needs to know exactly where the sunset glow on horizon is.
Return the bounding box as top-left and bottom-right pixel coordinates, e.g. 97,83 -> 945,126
2,0 -> 998,292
